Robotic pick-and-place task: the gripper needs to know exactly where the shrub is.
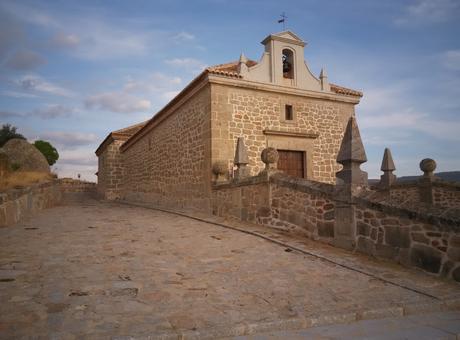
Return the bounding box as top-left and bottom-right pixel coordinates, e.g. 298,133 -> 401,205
33,140 -> 59,166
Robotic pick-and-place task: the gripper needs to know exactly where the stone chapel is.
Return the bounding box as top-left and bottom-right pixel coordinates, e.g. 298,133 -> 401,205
95,30 -> 363,211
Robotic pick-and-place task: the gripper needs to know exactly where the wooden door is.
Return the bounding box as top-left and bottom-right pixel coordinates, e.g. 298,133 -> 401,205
277,150 -> 305,178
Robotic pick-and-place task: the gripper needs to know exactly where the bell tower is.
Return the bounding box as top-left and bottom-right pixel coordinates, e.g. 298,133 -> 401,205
239,31 -> 328,93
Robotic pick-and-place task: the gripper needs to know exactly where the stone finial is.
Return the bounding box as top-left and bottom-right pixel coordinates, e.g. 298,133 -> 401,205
419,158 -> 436,204
336,116 -> 368,188
234,137 -> 250,180
261,147 -> 279,170
420,158 -> 436,178
379,148 -> 396,189
319,68 -> 330,91
258,147 -> 280,178
212,160 -> 228,183
238,53 -> 249,76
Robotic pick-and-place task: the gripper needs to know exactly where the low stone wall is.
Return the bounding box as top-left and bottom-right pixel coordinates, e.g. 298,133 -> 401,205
267,175 -> 335,241
0,180 -> 62,227
380,180 -> 460,211
211,173 -> 460,282
433,181 -> 460,209
60,178 -> 97,194
354,197 -> 460,282
212,176 -> 270,222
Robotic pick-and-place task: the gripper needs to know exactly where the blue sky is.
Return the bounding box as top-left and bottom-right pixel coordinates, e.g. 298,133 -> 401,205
1,0 -> 459,181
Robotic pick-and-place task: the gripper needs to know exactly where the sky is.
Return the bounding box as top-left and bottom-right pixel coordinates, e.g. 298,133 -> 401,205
0,0 -> 459,181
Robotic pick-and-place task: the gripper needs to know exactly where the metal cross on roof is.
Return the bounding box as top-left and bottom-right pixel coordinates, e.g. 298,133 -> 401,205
278,12 -> 287,30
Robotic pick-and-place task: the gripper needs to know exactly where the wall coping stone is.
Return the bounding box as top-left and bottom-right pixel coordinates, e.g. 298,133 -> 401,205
212,174 -> 269,190
269,173 -> 334,196
0,180 -> 57,203
373,178 -> 460,191
356,191 -> 460,231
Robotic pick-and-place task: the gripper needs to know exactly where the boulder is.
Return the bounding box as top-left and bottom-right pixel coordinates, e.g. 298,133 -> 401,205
1,139 -> 50,173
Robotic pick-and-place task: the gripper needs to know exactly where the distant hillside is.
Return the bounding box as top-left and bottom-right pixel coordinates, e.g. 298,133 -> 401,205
369,171 -> 460,184
398,171 -> 460,183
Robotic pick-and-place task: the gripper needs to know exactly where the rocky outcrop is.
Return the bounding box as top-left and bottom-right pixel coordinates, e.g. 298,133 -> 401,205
1,139 -> 49,173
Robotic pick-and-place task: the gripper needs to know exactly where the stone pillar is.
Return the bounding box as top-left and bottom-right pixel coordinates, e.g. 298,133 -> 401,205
379,148 -> 396,189
419,158 -> 436,204
319,68 -> 330,92
212,160 -> 228,184
237,53 -> 249,78
258,147 -> 280,178
334,116 -> 368,250
234,137 -> 250,181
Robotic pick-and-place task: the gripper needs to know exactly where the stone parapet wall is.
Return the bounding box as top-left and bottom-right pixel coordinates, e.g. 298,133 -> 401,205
433,182 -> 460,209
60,178 -> 96,193
354,197 -> 460,281
211,172 -> 460,282
375,180 -> 460,211
0,180 -> 62,227
212,176 -> 270,222
267,175 -> 335,241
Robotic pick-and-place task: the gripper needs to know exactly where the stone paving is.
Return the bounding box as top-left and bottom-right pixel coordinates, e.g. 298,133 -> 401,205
1,198 -> 459,339
234,311 -> 460,339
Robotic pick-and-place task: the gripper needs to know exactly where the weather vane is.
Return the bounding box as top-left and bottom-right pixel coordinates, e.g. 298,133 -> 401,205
278,12 -> 287,30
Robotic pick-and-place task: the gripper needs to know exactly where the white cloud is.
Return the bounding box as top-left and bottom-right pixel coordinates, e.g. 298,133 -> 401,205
32,104 -> 74,119
37,131 -> 98,148
0,110 -> 23,118
165,58 -> 207,73
2,1 -> 158,61
394,0 -> 460,26
162,91 -> 180,101
15,74 -> 75,97
50,32 -> 80,48
123,73 -> 182,93
442,50 -> 460,71
1,90 -> 38,98
173,31 -> 195,41
85,92 -> 151,113
51,146 -> 98,181
4,49 -> 46,70
0,104 -> 74,119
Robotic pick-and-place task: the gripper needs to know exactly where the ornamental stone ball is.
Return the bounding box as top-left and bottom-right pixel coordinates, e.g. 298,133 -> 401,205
261,147 -> 279,166
212,160 -> 228,183
420,158 -> 436,177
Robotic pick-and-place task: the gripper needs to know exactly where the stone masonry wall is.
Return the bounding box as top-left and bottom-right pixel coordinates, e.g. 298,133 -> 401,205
0,181 -> 62,227
121,86 -> 212,211
212,174 -> 336,240
97,139 -> 125,200
210,83 -> 355,183
389,185 -> 420,204
60,178 -> 96,193
212,171 -> 460,282
355,200 -> 460,281
266,176 -> 335,241
385,181 -> 460,211
433,182 -> 460,210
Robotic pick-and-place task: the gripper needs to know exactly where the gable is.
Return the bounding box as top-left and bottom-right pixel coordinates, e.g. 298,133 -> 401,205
274,30 -> 304,43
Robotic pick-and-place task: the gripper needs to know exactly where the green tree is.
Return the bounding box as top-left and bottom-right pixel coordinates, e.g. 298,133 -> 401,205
0,124 -> 25,147
33,140 -> 59,166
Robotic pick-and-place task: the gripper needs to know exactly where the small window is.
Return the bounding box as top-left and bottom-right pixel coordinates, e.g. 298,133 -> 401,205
285,104 -> 293,120
282,49 -> 294,79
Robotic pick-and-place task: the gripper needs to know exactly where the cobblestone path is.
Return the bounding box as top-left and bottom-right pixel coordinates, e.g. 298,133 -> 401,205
0,199 -> 459,339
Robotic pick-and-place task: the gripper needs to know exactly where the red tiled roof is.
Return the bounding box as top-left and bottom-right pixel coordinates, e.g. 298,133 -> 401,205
95,120 -> 148,156
112,121 -> 148,139
207,60 -> 363,97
